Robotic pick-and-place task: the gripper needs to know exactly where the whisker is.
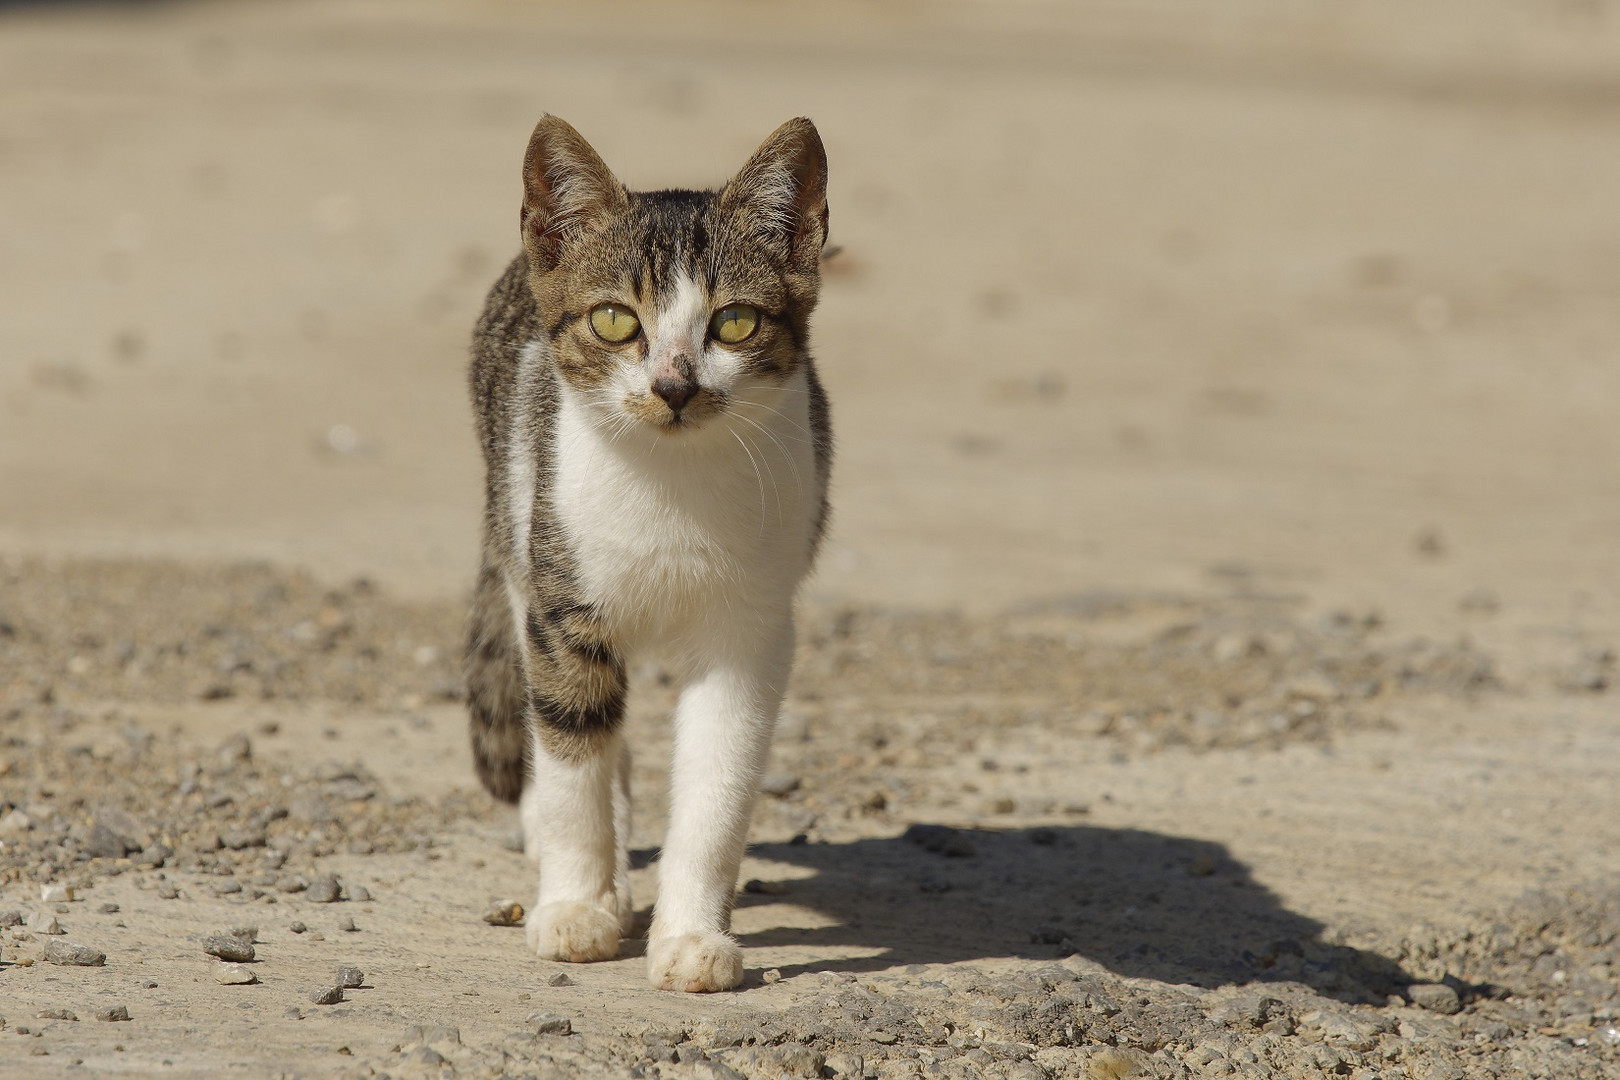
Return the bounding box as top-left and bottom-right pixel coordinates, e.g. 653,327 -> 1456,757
730,410 -> 805,499
727,427 -> 771,532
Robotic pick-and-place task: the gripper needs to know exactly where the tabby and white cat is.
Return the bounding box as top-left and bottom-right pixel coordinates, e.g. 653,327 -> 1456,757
464,115 -> 832,992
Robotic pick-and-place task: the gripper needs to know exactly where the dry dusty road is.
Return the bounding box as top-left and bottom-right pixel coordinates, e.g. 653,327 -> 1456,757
2,2 -> 1618,1078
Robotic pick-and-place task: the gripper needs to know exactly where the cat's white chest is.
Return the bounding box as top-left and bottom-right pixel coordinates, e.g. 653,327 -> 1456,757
549,378 -> 816,647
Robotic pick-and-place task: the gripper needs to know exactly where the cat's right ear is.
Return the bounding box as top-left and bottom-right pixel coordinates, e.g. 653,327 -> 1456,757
521,116 -> 627,273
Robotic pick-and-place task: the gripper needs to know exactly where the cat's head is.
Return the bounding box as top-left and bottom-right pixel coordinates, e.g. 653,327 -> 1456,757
519,115 -> 828,434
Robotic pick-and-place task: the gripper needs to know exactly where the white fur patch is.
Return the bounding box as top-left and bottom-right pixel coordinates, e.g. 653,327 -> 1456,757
551,367 -> 817,652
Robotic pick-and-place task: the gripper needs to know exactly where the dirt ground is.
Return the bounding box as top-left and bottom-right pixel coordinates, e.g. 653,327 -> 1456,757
2,2 -> 1619,1078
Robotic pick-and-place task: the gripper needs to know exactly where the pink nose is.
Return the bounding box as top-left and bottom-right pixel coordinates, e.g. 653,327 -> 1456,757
652,377 -> 696,414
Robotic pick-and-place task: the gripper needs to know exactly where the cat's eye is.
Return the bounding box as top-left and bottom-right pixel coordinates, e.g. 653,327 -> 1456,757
708,304 -> 759,345
589,303 -> 641,344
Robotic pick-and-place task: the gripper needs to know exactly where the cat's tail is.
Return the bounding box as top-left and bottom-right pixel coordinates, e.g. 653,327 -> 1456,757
465,559 -> 529,803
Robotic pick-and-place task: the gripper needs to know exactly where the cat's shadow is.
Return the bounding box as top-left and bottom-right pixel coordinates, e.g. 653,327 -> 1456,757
640,824 -> 1411,1002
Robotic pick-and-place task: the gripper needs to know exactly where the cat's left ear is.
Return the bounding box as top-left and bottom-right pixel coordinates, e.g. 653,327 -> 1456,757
721,118 -> 829,274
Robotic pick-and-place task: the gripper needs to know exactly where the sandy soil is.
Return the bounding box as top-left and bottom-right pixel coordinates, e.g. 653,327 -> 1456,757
2,2 -> 1618,1078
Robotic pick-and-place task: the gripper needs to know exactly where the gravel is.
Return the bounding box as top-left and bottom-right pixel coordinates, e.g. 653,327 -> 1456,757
203,934 -> 255,962
305,874 -> 342,903
760,772 -> 801,797
42,940 -> 105,966
28,911 -> 64,935
213,962 -> 257,985
2,560 -> 1612,1080
482,899 -> 524,926
336,915 -> 357,932
335,964 -> 364,988
902,824 -> 976,857
527,1012 -> 572,1035
96,1005 -> 131,1022
1407,982 -> 1463,1014
310,986 -> 344,1005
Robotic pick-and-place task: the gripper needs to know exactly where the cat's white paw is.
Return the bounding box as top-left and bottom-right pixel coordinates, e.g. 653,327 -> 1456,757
526,902 -> 621,963
646,931 -> 744,992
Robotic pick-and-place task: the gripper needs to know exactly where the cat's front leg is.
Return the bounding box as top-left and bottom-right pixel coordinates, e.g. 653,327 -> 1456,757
520,617 -> 632,963
648,623 -> 793,991
524,729 -> 627,961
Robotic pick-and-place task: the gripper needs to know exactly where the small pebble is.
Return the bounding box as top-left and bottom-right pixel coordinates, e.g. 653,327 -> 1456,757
29,911 -> 65,935
0,909 -> 24,927
203,934 -> 255,963
335,964 -> 364,988
759,772 -> 800,797
546,972 -> 573,987
220,828 -> 266,851
276,876 -> 309,894
306,931 -> 325,941
142,980 -> 158,988
43,940 -> 105,966
310,986 -> 344,1005
527,1012 -> 571,1036
96,1005 -> 131,1022
229,925 -> 259,943
40,884 -> 73,903
134,843 -> 171,869
337,915 -> 357,932
213,879 -> 243,896
38,1008 -> 78,1021
482,899 -> 524,926
1408,982 -> 1462,1015
902,823 -> 977,857
99,903 -> 120,914
305,874 -> 341,903
284,1007 -> 304,1020
348,885 -> 371,902
156,883 -> 180,900
289,921 -> 308,933
213,962 -> 257,985
762,968 -> 783,984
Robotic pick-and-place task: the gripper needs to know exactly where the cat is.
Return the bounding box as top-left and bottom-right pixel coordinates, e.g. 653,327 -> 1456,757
463,115 -> 832,992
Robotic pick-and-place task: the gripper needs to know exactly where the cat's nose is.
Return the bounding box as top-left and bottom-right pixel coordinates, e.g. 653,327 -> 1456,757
652,377 -> 697,414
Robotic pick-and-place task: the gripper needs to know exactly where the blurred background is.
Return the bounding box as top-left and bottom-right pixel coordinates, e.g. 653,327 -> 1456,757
3,0 -> 1619,654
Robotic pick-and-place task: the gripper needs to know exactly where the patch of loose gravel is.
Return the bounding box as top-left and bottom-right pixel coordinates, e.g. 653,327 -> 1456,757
1,560 -> 1614,1079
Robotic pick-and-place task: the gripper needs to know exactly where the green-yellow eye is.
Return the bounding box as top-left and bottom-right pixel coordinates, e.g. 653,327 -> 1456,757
589,303 -> 640,343
708,304 -> 759,345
